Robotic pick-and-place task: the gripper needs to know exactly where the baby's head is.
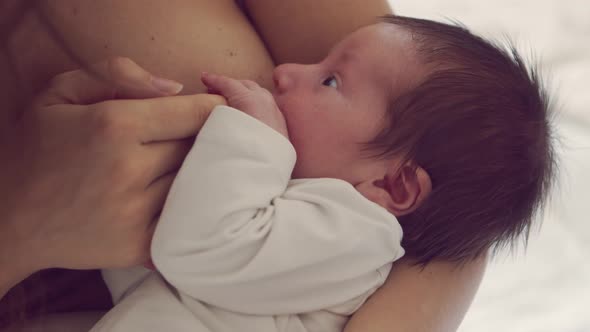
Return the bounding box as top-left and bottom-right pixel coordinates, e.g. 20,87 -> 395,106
273,15 -> 556,264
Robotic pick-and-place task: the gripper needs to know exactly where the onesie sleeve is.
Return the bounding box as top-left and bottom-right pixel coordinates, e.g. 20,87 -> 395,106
151,105 -> 404,315
101,266 -> 152,304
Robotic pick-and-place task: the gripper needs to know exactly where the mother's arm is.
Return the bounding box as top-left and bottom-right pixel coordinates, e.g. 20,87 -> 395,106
345,257 -> 486,332
7,258 -> 485,332
242,1 -> 487,331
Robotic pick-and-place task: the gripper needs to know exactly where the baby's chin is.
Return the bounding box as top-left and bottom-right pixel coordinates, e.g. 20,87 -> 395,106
290,161 -> 320,180
290,162 -> 335,180
290,163 -> 305,179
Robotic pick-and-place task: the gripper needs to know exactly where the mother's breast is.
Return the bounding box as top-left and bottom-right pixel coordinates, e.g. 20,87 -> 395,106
1,0 -> 275,122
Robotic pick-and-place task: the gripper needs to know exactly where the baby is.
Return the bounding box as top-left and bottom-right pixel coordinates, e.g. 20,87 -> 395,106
91,15 -> 555,332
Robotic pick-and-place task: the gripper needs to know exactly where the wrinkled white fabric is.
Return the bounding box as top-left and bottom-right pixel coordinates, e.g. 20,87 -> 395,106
93,106 -> 403,332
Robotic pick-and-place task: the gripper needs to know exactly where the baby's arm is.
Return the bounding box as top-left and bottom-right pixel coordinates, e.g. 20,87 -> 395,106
150,104 -> 403,315
201,72 -> 288,138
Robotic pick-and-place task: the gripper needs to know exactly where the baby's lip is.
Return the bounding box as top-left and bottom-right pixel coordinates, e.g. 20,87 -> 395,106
275,102 -> 283,114
273,97 -> 284,113
271,88 -> 280,103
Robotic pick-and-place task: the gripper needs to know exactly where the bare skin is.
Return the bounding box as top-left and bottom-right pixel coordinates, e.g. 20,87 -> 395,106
0,1 -> 486,331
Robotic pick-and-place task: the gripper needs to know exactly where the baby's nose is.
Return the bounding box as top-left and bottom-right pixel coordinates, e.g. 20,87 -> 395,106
272,64 -> 293,94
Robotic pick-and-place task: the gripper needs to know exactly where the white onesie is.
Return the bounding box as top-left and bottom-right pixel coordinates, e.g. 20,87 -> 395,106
91,105 -> 404,332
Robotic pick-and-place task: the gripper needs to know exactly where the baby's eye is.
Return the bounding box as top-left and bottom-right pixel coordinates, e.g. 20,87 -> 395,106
322,75 -> 338,89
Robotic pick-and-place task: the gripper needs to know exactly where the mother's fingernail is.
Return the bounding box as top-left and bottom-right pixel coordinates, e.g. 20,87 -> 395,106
151,76 -> 184,94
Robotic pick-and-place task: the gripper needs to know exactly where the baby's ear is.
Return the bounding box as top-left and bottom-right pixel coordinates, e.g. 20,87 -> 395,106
356,163 -> 431,216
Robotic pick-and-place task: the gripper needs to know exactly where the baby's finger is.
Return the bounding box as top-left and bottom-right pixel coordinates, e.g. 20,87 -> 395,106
239,80 -> 259,90
201,72 -> 246,97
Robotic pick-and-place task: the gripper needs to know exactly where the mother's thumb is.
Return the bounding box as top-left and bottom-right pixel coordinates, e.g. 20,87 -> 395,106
39,57 -> 184,106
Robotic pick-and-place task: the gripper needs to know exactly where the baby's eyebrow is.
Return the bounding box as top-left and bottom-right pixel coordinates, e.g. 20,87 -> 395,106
339,51 -> 359,65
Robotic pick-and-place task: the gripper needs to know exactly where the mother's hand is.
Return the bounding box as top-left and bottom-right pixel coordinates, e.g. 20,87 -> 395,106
0,58 -> 225,288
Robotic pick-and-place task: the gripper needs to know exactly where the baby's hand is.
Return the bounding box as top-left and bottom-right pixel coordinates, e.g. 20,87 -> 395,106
201,72 -> 289,139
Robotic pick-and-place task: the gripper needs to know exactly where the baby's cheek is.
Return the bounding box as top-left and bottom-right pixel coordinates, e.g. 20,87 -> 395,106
279,106 -> 304,138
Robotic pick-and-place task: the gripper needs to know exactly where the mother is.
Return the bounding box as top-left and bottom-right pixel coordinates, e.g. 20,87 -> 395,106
0,0 -> 486,331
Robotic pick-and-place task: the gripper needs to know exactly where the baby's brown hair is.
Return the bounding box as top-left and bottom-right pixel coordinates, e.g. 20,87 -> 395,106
364,15 -> 558,264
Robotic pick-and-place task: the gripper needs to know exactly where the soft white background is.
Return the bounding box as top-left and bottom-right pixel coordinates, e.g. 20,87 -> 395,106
388,1 -> 590,331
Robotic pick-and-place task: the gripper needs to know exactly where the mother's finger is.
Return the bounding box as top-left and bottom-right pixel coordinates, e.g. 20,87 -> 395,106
38,57 -> 184,107
128,93 -> 227,143
144,172 -> 178,221
144,138 -> 194,184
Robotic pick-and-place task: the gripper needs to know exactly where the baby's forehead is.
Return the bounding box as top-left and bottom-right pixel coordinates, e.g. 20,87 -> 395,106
345,24 -> 420,63
337,24 -> 425,100
355,22 -> 415,50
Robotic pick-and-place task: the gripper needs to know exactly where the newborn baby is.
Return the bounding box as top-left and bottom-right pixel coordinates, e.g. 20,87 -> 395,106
92,15 -> 555,332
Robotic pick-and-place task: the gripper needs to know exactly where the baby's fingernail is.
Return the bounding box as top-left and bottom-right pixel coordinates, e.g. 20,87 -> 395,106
151,76 -> 184,94
201,72 -> 212,83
